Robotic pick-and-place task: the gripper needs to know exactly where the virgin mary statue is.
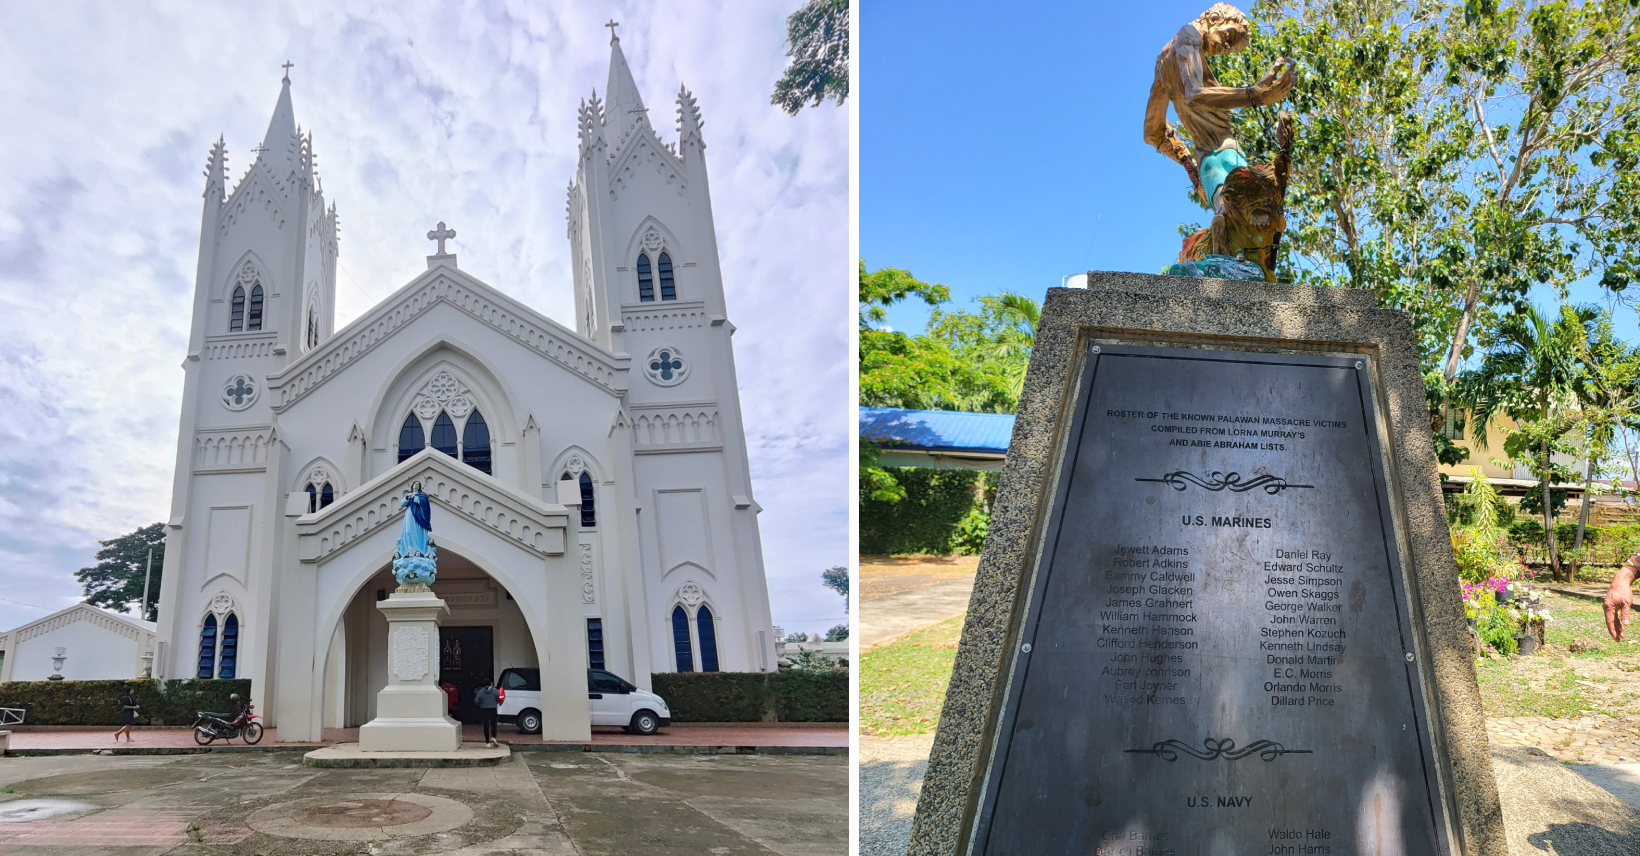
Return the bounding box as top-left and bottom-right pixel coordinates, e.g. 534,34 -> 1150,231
392,483 -> 438,589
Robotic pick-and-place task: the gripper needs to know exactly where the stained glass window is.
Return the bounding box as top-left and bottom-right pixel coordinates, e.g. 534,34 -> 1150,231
696,605 -> 719,672
671,606 -> 693,672
247,285 -> 264,331
579,472 -> 596,527
230,287 -> 245,332
637,253 -> 654,302
431,412 -> 458,457
658,252 -> 676,301
197,614 -> 218,679
398,414 -> 424,463
463,410 -> 492,475
218,614 -> 238,679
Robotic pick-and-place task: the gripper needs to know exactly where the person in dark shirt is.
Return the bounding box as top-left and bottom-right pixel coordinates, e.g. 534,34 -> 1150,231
473,679 -> 500,748
113,689 -> 138,742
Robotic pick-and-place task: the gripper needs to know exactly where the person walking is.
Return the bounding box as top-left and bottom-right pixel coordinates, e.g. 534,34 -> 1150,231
473,678 -> 501,748
113,689 -> 138,742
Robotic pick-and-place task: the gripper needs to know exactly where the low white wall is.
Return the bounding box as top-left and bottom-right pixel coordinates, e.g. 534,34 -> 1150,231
9,621 -> 141,681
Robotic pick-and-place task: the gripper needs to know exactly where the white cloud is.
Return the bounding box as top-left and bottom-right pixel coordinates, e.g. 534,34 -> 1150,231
0,1 -> 849,634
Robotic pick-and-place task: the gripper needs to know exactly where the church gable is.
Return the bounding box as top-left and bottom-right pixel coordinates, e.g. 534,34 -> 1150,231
608,133 -> 687,201
266,265 -> 630,412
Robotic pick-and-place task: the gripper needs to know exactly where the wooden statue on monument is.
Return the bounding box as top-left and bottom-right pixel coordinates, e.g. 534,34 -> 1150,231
358,482 -> 462,752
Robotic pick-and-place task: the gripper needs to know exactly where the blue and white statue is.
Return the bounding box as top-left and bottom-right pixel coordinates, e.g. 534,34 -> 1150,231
392,483 -> 438,588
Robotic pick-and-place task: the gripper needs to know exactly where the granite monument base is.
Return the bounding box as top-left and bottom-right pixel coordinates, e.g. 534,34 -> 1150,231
358,589 -> 461,753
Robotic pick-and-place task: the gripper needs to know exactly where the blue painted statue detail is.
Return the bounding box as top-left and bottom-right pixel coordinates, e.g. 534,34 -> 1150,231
392,483 -> 438,587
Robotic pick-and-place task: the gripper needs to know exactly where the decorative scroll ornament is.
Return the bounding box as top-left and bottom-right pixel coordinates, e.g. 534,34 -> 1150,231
1125,737 -> 1312,762
644,346 -> 688,387
678,581 -> 705,607
391,482 -> 438,589
412,370 -> 471,420
393,626 -> 430,681
209,592 -> 235,618
221,374 -> 259,411
642,229 -> 663,252
1134,470 -> 1313,495
580,543 -> 596,604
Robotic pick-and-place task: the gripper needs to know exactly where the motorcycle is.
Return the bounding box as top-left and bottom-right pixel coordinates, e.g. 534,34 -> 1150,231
193,702 -> 263,745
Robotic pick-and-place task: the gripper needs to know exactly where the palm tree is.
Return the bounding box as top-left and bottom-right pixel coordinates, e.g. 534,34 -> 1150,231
977,291 -> 1041,401
1456,303 -> 1597,581
1569,311 -> 1640,549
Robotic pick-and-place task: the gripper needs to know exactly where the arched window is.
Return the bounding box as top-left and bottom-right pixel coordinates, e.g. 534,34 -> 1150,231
671,606 -> 693,672
462,410 -> 492,475
306,311 -> 318,349
579,472 -> 596,527
218,614 -> 239,679
431,412 -> 458,457
696,605 -> 719,672
658,252 -> 676,301
247,285 -> 264,331
305,483 -> 317,514
319,483 -> 334,509
197,614 -> 218,678
398,413 -> 424,463
229,287 -> 246,332
636,253 -> 655,302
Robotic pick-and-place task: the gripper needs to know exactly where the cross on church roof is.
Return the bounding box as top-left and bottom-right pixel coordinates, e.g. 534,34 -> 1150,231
426,221 -> 457,255
605,19 -> 619,43
282,61 -> 294,82
250,143 -> 269,156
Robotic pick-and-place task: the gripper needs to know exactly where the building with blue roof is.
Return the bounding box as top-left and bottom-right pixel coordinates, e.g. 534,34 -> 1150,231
858,408 -> 1015,471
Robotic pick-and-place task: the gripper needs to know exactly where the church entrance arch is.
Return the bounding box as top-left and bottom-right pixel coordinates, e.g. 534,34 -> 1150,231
321,547 -> 540,729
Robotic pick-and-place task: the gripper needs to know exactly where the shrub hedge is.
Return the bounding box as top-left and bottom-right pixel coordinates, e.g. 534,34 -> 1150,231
0,679 -> 252,726
860,466 -> 980,555
651,670 -> 847,722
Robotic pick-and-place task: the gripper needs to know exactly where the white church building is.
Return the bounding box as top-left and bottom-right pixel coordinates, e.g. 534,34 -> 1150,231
152,31 -> 778,742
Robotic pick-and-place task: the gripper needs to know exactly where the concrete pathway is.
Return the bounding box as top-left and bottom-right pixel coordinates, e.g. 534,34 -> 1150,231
0,746 -> 847,853
5,723 -> 847,753
860,736 -> 1640,856
860,581 -> 975,650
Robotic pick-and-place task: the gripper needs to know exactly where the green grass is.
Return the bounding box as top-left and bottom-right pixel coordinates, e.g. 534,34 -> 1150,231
859,615 -> 964,736
1475,592 -> 1640,719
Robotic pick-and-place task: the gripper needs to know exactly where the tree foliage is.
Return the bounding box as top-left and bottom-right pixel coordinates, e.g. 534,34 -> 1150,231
822,565 -> 849,612
74,523 -> 165,620
773,0 -> 849,115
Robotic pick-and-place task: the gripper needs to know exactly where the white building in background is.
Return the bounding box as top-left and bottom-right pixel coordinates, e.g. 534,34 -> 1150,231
152,29 -> 778,742
0,604 -> 157,683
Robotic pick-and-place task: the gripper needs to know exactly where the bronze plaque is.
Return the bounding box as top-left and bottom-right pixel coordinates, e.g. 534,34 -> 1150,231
971,345 -> 1449,855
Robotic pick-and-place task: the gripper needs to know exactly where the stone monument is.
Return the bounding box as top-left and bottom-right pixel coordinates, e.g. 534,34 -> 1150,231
358,483 -> 462,752
905,275 -> 1507,855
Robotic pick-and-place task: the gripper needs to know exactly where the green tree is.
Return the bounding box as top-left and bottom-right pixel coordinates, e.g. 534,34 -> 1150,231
1457,303 -> 1597,580
772,0 -> 849,115
822,565 -> 849,612
1568,309 -> 1640,548
75,523 -> 165,620
824,623 -> 850,642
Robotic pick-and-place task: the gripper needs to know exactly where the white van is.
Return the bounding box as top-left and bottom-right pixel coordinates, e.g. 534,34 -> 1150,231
496,667 -> 672,735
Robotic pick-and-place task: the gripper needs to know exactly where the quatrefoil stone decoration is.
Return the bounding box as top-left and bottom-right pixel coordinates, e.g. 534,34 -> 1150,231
644,346 -> 688,387
221,374 -> 259,411
642,229 -> 663,252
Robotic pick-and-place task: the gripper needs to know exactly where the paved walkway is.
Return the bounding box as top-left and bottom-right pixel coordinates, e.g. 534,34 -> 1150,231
6,723 -> 848,752
860,555 -> 978,650
0,745 -> 847,853
1486,715 -> 1640,764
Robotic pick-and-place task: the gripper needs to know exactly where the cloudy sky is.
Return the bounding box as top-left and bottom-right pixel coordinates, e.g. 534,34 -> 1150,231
0,1 -> 849,635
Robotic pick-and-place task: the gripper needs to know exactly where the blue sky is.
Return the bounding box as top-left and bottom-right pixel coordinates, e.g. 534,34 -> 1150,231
0,1 -> 849,635
861,0 -> 1637,343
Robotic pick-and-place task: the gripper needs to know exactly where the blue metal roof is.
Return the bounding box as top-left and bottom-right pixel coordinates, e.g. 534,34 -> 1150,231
858,407 -> 1016,454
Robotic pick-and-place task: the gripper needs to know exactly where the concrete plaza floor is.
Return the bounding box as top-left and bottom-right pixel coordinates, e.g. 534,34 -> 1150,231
0,748 -> 846,854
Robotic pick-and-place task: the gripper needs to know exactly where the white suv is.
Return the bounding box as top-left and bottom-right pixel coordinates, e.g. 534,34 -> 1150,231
496,667 -> 672,735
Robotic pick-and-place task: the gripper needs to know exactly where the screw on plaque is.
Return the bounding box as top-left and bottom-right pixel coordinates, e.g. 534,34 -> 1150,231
1021,643 -> 1033,653
1355,360 -> 1364,369
1405,652 -> 1415,662
1091,346 -> 1101,355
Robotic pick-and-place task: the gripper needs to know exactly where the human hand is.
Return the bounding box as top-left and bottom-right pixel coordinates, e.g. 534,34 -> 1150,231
1606,568 -> 1635,641
1253,59 -> 1296,105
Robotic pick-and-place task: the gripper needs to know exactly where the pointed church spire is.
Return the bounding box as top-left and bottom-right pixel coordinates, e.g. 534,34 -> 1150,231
258,69 -> 298,175
203,136 -> 227,203
676,84 -> 705,152
603,23 -> 650,147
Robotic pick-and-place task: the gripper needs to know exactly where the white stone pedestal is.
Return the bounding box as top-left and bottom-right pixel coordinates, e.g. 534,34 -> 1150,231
358,589 -> 461,752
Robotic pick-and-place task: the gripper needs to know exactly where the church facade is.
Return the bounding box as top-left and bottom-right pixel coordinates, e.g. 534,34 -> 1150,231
152,33 -> 778,741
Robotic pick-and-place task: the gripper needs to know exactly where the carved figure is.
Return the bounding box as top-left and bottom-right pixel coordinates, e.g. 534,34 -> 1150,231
1144,3 -> 1295,280
392,483 -> 438,588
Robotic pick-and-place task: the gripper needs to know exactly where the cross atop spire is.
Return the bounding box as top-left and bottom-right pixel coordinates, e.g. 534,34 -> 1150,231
605,19 -> 619,43
281,60 -> 294,83
426,221 -> 458,269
